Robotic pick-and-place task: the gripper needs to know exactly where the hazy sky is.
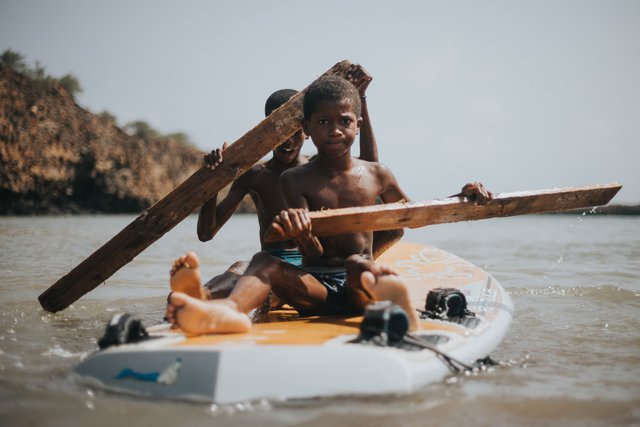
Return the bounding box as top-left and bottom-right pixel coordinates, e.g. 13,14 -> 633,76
2,0 -> 639,203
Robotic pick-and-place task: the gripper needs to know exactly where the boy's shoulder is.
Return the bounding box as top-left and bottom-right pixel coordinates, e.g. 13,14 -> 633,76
281,158 -> 317,178
234,162 -> 277,186
256,160 -> 293,175
355,157 -> 390,173
282,157 -> 388,175
367,158 -> 394,173
356,159 -> 397,187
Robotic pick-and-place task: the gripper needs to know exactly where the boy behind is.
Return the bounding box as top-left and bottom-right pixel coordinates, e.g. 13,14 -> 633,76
166,75 -> 418,334
171,65 -> 384,301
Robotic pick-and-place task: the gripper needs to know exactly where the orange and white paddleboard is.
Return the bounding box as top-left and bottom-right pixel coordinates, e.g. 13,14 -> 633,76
73,242 -> 513,403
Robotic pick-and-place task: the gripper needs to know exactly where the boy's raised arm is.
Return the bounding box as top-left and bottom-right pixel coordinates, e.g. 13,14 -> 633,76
372,163 -> 409,257
197,179 -> 251,241
377,163 -> 410,204
197,144 -> 250,241
346,64 -> 378,162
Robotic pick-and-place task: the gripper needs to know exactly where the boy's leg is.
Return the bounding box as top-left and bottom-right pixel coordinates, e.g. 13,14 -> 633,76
170,256 -> 274,321
228,251 -> 332,315
203,261 -> 279,320
203,261 -> 249,299
167,251 -> 331,335
372,229 -> 403,259
345,255 -> 419,330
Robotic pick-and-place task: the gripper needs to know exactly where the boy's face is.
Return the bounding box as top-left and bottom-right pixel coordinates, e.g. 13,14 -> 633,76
303,99 -> 362,159
273,129 -> 305,164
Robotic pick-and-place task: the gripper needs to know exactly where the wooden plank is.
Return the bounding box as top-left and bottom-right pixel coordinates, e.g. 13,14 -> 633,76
38,60 -> 361,313
264,183 -> 622,241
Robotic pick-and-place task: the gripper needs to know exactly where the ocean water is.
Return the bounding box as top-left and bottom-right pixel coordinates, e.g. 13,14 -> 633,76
0,214 -> 639,427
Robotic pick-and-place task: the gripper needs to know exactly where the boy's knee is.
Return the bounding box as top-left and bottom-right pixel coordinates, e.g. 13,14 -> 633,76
251,251 -> 277,265
345,254 -> 368,271
228,261 -> 249,275
249,251 -> 282,279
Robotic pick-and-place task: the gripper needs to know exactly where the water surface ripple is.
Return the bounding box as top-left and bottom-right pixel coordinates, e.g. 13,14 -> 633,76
1,214 -> 638,426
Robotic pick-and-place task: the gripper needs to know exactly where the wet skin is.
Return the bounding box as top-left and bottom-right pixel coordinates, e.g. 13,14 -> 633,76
197,131 -> 307,251
274,98 -> 409,266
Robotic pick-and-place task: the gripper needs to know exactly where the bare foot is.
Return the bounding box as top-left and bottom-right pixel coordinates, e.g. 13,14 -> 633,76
361,270 -> 420,331
170,252 -> 206,300
166,292 -> 251,335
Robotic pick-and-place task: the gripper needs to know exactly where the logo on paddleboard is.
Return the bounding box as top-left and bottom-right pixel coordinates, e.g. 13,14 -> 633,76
115,358 -> 182,385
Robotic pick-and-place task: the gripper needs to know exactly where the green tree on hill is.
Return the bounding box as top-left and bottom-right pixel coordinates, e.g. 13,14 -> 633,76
2,48 -> 195,146
124,121 -> 194,146
125,120 -> 160,140
166,132 -> 192,145
1,48 -> 82,100
1,49 -> 28,73
98,111 -> 117,125
59,73 -> 83,99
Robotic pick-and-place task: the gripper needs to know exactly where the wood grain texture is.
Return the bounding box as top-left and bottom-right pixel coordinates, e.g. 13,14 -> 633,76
264,183 -> 622,241
39,60 -> 359,312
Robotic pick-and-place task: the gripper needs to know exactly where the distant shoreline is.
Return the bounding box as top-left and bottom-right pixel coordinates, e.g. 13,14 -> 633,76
545,204 -> 640,216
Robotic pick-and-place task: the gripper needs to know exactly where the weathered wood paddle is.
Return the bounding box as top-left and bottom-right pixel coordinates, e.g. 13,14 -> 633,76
263,183 -> 622,242
38,60 -> 363,313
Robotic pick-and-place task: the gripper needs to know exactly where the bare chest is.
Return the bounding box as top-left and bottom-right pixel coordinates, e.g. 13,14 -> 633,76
247,170 -> 286,213
307,166 -> 380,211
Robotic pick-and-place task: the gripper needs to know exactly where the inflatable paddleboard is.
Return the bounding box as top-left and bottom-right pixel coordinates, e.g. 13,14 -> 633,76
73,242 -> 513,403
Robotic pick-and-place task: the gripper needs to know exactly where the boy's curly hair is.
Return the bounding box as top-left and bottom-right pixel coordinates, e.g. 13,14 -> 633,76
303,76 -> 361,119
265,89 -> 298,117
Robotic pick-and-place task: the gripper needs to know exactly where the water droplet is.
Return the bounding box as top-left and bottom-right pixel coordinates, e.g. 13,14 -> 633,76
445,376 -> 458,384
257,399 -> 272,411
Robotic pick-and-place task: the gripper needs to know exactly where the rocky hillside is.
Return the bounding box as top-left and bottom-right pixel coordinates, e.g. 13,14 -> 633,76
0,64 -> 254,215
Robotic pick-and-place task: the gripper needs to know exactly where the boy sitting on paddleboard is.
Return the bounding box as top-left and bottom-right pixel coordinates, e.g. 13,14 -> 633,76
166,75 -> 492,335
171,64 -> 387,302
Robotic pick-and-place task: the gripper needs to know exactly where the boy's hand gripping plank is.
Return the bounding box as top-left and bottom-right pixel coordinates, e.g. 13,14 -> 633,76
39,60 -> 365,313
264,183 -> 622,242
